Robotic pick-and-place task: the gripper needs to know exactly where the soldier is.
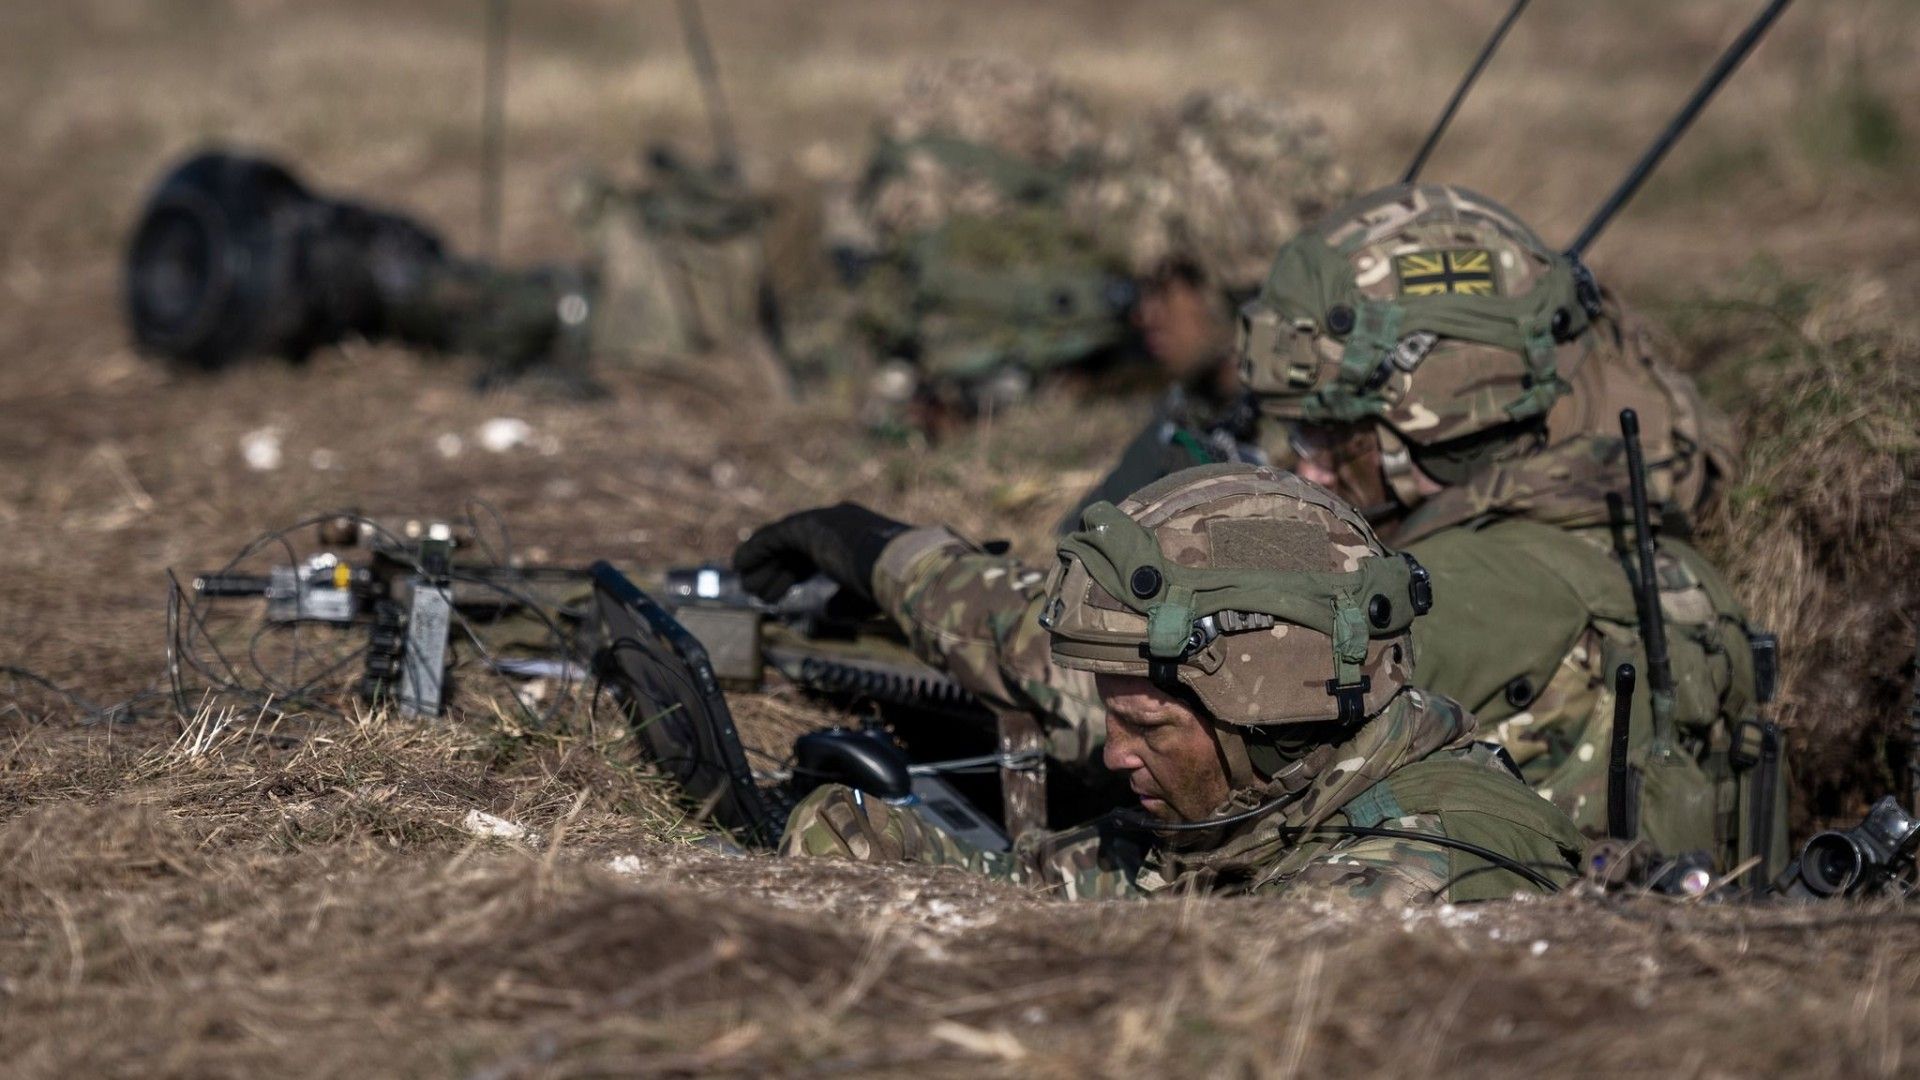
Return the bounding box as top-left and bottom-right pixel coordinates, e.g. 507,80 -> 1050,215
772,464 -> 1586,903
1057,88 -> 1352,521
1238,183 -> 1781,877
822,61 -> 1350,434
818,58 -> 1127,429
1072,181 -> 1737,534
736,183 -> 1786,881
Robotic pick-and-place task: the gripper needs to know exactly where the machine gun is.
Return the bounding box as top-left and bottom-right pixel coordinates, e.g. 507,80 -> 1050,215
641,562 -> 1094,841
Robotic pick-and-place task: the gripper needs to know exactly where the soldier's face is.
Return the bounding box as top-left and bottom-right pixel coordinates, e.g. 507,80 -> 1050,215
1096,673 -> 1233,822
1136,278 -> 1227,381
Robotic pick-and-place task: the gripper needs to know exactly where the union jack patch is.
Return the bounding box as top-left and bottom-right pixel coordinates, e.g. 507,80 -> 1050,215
1395,249 -> 1497,297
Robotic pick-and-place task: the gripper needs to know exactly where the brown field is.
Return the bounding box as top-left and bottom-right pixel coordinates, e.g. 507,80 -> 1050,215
3,1 -> 1918,1076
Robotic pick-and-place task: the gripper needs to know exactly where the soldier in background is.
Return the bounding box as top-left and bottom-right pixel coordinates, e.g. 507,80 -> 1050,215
1058,88 -> 1353,519
819,60 -> 1351,435
777,464 -> 1586,903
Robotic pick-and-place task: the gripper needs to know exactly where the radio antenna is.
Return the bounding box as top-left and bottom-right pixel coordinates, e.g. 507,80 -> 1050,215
1567,0 -> 1794,258
676,0 -> 741,180
1402,0 -> 1531,184
480,0 -> 510,258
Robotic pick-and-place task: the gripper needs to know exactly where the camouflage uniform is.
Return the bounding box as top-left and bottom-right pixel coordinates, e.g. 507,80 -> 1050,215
785,465 -> 1587,904
1057,88 -> 1354,509
857,184 -> 1783,880
825,62 -> 1354,422
1081,220 -> 1737,531
821,59 -> 1129,417
1069,88 -> 1352,298
1235,183 -> 1783,875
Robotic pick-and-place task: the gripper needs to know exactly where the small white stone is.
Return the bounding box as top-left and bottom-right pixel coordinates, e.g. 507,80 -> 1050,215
1577,743 -> 1596,763
462,809 -> 537,846
479,417 -> 533,453
239,427 -> 283,471
1530,940 -> 1550,957
435,433 -> 464,459
604,854 -> 645,876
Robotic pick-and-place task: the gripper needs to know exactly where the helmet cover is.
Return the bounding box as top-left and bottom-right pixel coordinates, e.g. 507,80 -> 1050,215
1238,183 -> 1598,447
1041,463 -> 1429,726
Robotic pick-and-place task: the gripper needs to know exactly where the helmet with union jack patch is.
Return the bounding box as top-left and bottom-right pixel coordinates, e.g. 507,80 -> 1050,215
1237,183 -> 1600,469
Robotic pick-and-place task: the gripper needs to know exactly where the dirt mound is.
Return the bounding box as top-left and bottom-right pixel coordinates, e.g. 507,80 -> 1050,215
1693,297 -> 1920,827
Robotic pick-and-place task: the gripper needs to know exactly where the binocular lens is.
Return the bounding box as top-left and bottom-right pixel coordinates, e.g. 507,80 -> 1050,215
1799,831 -> 1866,897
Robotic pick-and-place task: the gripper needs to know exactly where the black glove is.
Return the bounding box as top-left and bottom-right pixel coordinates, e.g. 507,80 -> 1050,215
732,502 -> 911,611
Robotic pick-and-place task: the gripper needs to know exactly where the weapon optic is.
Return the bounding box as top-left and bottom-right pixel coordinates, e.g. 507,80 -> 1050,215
125,150 -> 592,387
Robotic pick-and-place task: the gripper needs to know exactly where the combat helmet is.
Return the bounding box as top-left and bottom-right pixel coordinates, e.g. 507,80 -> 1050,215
1040,463 -> 1432,737
1238,183 -> 1603,500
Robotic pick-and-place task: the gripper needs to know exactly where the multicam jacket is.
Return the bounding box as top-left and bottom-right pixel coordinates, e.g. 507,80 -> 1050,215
781,687 -> 1585,904
870,431 -> 1783,875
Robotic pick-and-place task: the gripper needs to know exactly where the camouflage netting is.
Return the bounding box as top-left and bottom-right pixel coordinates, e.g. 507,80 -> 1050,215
1072,89 -> 1353,292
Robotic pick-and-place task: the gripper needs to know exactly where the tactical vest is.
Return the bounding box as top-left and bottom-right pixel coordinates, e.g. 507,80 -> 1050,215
856,208 -> 1134,389
1405,519 -> 1786,876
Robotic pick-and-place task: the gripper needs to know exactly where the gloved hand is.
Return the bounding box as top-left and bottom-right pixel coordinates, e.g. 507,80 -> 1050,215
732,502 -> 911,612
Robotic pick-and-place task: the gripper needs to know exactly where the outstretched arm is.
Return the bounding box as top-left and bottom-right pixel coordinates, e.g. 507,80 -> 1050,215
872,528 -> 1107,770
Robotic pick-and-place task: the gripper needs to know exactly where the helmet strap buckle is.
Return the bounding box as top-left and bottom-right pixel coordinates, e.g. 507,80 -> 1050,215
1324,676 -> 1373,724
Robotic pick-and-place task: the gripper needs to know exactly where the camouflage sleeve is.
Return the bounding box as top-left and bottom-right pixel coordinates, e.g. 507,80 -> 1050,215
781,783 -> 1021,879
870,528 -> 1107,768
781,784 -> 1145,899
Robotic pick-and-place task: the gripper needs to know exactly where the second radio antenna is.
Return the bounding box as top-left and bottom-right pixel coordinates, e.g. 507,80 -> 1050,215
1402,0 -> 1531,184
1567,0 -> 1794,258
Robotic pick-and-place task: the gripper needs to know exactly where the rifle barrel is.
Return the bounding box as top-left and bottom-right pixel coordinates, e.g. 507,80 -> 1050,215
1567,0 -> 1794,258
677,0 -> 741,178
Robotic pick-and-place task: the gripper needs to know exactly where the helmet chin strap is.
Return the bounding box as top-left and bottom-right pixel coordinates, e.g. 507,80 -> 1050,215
1375,425 -> 1428,512
1213,723 -> 1265,791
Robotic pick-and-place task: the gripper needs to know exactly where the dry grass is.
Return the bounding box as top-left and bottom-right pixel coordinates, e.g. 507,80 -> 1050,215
1683,284 -> 1920,829
3,0 -> 1920,1074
